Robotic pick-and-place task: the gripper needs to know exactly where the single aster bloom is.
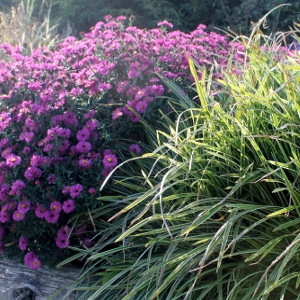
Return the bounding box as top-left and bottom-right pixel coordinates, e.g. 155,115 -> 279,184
88,188 -> 96,194
102,154 -> 118,168
13,210 -> 26,221
24,251 -> 35,267
24,166 -> 42,181
62,199 -> 75,214
31,256 -> 41,269
70,184 -> 83,198
45,210 -> 60,224
157,20 -> 173,28
129,144 -> 141,154
50,201 -> 62,213
57,225 -> 71,239
19,236 -> 28,251
35,206 -> 46,219
47,174 -> 57,184
11,180 -> 26,191
1,147 -> 12,158
18,200 -> 31,213
6,154 -> 21,167
62,186 -> 71,194
83,238 -> 93,248
76,141 -> 92,153
135,101 -> 148,113
7,201 -> 17,211
79,158 -> 92,168
0,211 -> 10,223
43,143 -> 54,152
76,128 -> 90,141
112,108 -> 123,120
22,146 -> 31,154
55,237 -> 70,249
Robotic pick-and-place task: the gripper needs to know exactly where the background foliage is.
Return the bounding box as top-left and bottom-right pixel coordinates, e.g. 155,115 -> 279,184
1,0 -> 300,38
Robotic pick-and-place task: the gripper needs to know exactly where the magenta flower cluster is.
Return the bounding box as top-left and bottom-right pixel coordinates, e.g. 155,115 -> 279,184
0,16 -> 247,268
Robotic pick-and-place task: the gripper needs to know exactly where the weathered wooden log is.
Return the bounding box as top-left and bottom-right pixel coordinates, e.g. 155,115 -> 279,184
0,258 -> 81,300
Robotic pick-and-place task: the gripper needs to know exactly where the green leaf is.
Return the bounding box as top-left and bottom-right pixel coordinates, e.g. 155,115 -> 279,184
267,206 -> 298,217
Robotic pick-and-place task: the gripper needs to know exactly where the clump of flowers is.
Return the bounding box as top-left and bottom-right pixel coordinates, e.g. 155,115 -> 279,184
0,16 -> 247,268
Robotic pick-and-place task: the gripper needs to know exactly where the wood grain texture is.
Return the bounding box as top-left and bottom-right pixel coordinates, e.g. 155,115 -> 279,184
0,258 -> 81,300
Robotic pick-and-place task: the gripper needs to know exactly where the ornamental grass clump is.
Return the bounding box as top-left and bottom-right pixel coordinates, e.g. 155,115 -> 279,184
0,16 -> 244,268
56,13 -> 300,300
0,0 -> 60,55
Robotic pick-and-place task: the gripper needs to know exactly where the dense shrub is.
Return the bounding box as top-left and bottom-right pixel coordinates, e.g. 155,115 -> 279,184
0,16 -> 245,268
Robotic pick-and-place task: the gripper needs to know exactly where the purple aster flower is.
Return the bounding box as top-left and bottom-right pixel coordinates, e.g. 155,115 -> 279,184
70,184 -> 83,198
79,158 -> 92,169
0,211 -> 10,223
24,251 -> 35,267
6,201 -> 17,211
62,186 -> 71,194
116,15 -> 126,21
24,132 -> 34,143
129,144 -> 141,154
83,238 -> 93,248
129,114 -> 140,122
0,138 -> 9,148
117,80 -> 129,93
62,199 -> 75,213
135,101 -> 148,113
112,108 -> 123,120
57,225 -> 71,239
88,188 -> 96,194
6,154 -> 21,167
63,111 -> 78,127
47,174 -> 57,184
18,200 -> 30,213
55,237 -> 70,249
13,210 -> 25,221
102,154 -> 118,168
30,154 -> 44,167
31,256 -> 41,269
44,210 -> 60,224
22,146 -> 31,154
50,201 -> 61,213
43,143 -> 54,152
1,147 -> 12,158
84,110 -> 96,119
24,166 -> 42,181
11,180 -> 26,191
157,20 -> 173,28
19,237 -> 28,251
76,141 -> 92,153
35,206 -> 46,219
85,119 -> 98,131
76,128 -> 90,141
